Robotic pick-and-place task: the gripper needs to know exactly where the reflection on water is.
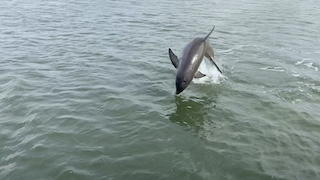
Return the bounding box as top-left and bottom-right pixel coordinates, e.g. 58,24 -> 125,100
169,95 -> 218,137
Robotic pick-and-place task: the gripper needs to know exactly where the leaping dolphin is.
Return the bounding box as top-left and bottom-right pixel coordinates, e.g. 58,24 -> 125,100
168,26 -> 222,94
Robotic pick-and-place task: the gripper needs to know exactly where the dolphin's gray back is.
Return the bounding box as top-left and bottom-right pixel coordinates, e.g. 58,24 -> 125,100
178,26 -> 215,73
177,38 -> 205,78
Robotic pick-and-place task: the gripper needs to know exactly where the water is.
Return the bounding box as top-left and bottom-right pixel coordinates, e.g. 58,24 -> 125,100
1,0 -> 320,179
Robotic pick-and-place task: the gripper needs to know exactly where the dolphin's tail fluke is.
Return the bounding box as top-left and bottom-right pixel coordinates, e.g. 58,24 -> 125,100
203,25 -> 215,42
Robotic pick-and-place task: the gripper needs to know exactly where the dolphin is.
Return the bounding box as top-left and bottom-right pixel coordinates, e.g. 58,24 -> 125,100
168,26 -> 223,94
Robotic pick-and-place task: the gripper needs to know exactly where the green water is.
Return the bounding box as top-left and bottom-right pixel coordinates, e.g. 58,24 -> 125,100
1,0 -> 320,179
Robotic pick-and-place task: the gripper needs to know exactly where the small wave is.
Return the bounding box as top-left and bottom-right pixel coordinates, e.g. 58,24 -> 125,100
0,163 -> 16,177
222,44 -> 268,52
295,58 -> 318,71
219,48 -> 235,54
295,58 -> 310,65
304,62 -> 318,71
305,83 -> 320,95
260,66 -> 287,72
290,69 -> 301,77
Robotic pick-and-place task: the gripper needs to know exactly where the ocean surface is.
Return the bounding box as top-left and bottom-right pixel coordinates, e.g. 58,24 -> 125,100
1,0 -> 320,179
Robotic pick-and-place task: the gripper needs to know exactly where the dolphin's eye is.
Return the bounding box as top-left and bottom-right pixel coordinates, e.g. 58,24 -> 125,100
183,81 -> 186,84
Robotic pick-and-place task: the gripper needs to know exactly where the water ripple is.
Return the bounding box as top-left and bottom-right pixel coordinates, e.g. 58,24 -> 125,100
1,0 -> 320,179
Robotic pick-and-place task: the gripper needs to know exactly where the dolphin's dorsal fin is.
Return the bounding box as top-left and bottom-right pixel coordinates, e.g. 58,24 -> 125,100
203,25 -> 215,42
168,48 -> 179,69
194,71 -> 206,78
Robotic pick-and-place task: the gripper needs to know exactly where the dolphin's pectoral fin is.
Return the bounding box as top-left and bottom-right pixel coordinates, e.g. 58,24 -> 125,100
194,71 -> 206,78
169,48 -> 179,69
204,42 -> 223,74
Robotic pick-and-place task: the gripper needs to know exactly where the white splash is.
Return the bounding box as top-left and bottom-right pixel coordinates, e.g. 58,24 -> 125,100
192,59 -> 226,84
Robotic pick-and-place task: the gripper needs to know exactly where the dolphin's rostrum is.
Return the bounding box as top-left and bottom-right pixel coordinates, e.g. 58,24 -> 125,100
169,26 -> 222,94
